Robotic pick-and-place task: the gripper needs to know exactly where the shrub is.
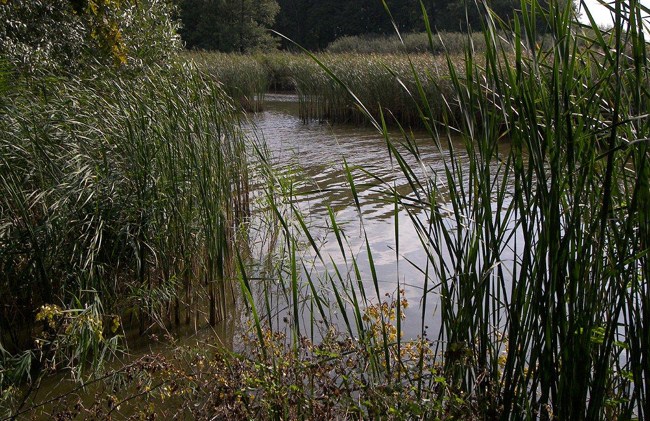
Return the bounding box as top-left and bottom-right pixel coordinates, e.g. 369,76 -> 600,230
0,0 -> 181,74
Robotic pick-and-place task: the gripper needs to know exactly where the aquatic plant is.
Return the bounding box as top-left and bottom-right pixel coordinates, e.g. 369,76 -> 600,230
0,63 -> 250,409
188,51 -> 460,127
326,31 -> 487,55
237,0 -> 650,418
6,0 -> 650,418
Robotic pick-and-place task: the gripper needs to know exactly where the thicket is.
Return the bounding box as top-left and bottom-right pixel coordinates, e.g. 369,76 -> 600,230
272,0 -> 540,50
178,0 -> 280,52
0,0 -> 250,415
0,0 -> 180,73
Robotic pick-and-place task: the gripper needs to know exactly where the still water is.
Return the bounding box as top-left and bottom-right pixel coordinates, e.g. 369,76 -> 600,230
247,94 -> 512,340
24,94 -> 515,417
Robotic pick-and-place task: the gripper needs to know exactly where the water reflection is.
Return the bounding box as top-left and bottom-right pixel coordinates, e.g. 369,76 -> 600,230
248,94 -> 515,339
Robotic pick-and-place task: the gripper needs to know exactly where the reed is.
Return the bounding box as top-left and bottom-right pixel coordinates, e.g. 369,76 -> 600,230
0,63 -> 250,389
185,51 -> 269,111
189,51 -> 460,127
6,0 -> 650,418
326,31 -> 488,55
234,0 -> 650,418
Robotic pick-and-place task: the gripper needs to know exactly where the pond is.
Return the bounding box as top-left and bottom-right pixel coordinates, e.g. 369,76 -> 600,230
246,93 -> 517,341
17,92 -> 523,419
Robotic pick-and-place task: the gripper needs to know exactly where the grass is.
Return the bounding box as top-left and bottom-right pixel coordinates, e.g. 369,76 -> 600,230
0,62 -> 250,411
228,0 -> 650,418
189,52 -> 269,111
4,0 -> 650,418
326,31 -> 488,55
188,51 -> 461,127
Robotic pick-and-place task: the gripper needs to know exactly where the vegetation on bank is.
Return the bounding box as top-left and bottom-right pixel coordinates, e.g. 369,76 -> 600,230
2,0 -> 650,419
1,0 -> 250,414
192,0 -> 650,418
179,0 -> 562,52
326,31 -> 487,54
178,0 -> 280,52
189,51 -> 460,126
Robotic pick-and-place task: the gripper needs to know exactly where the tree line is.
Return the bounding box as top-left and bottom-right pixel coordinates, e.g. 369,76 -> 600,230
178,0 -> 535,52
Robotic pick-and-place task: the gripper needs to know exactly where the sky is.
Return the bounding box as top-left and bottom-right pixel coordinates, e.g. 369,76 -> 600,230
578,0 -> 650,28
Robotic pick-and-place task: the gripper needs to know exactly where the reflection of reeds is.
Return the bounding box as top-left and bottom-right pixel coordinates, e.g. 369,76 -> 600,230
0,64 -> 250,357
239,0 -> 650,418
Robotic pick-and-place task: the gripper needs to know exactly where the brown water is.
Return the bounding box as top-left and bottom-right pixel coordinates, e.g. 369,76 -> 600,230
246,94 -> 516,340
15,94 -> 517,418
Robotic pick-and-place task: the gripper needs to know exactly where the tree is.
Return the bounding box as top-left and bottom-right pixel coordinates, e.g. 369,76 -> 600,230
0,0 -> 181,73
179,0 -> 280,52
426,0 -> 518,31
273,0 -> 435,50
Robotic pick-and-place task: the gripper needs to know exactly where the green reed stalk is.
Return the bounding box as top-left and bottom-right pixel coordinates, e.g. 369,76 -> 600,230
0,64 -> 250,397
240,0 -> 650,417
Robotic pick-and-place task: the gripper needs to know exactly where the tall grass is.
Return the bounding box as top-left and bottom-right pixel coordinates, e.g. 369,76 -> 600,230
0,64 -> 249,382
189,51 -> 460,127
326,31 -> 487,55
188,52 -> 268,111
234,0 -> 650,418
5,0 -> 650,418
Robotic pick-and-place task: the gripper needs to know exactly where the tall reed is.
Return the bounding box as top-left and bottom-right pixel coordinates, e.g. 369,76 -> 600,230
186,51 -> 269,111
326,31 -> 488,55
0,64 -> 249,377
191,51 -> 460,127
236,0 -> 650,418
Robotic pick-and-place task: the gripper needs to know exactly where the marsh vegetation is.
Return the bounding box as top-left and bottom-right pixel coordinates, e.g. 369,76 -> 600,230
2,0 -> 650,419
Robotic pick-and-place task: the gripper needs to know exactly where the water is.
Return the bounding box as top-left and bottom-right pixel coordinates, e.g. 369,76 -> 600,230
246,94 -> 516,340
18,95 -> 465,418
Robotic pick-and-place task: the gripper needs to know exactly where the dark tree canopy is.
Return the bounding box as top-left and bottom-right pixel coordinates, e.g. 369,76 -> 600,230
179,0 -> 280,52
272,0 -> 527,50
274,0 -> 427,50
178,0 -> 562,52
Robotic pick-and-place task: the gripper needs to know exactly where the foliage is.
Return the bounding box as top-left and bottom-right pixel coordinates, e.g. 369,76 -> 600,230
177,299 -> 476,420
5,294 -> 481,419
197,0 -> 650,418
5,0 -> 650,419
273,0 -> 432,50
190,52 -> 269,110
117,0 -> 182,67
326,31 -> 488,54
179,0 -> 280,52
178,0 -> 566,52
0,63 -> 250,412
272,0 -> 525,50
429,0 -> 520,31
189,51 -> 459,126
0,0 -> 181,74
292,0 -> 648,417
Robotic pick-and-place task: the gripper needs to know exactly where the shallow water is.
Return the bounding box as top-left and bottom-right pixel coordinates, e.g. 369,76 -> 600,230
247,94 -> 517,340
19,95 -> 518,418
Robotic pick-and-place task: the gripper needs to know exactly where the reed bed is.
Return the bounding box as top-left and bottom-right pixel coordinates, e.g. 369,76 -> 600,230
0,63 -> 250,395
188,51 -> 461,127
326,31 -> 488,55
5,0 -> 650,418
231,0 -> 650,419
188,52 -> 269,111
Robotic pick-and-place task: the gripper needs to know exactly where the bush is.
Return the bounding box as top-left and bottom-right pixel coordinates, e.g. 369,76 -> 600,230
0,0 -> 181,75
